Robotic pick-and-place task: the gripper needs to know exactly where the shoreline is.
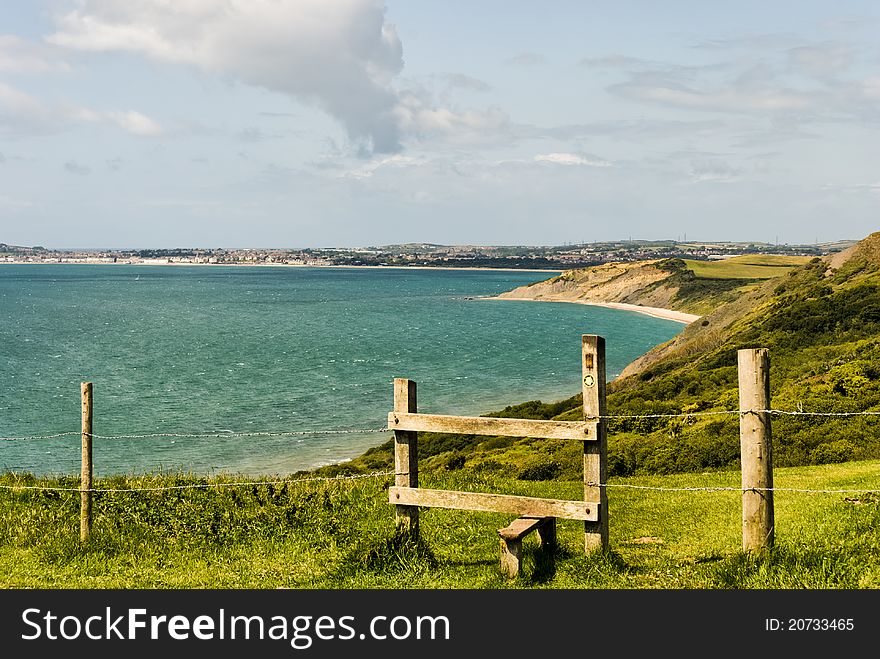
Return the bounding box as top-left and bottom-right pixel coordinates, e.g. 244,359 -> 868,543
0,261 -> 561,274
481,295 -> 701,324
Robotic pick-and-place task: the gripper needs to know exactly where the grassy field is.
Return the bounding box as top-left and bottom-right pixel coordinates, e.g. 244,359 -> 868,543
2,459 -> 878,588
682,255 -> 811,279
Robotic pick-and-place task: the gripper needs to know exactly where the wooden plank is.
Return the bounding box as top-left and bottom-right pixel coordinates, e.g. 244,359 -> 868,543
387,411 -> 597,441
498,517 -> 546,540
393,378 -> 419,535
737,348 -> 774,552
389,486 -> 599,521
582,335 -> 609,552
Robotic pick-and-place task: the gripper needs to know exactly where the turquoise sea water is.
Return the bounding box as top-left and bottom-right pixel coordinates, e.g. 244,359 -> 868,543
0,264 -> 682,476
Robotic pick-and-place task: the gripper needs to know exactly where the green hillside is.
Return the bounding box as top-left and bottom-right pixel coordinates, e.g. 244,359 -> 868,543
327,232 -> 880,480
6,236 -> 880,589
681,255 -> 810,279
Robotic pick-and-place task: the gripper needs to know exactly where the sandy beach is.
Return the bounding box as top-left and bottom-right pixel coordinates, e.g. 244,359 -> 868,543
481,296 -> 701,324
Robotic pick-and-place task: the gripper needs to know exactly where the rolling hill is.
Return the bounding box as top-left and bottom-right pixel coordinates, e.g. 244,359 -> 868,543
495,254 -> 809,316
325,232 -> 880,481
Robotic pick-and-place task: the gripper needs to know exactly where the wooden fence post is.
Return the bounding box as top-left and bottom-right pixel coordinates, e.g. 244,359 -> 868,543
582,335 -> 608,552
737,348 -> 774,552
393,378 -> 419,536
80,381 -> 93,543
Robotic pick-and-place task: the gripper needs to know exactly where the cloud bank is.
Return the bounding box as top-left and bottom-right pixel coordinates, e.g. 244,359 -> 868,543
48,0 -> 406,153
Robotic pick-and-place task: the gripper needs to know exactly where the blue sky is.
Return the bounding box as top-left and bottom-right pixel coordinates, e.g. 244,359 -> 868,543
0,1 -> 878,248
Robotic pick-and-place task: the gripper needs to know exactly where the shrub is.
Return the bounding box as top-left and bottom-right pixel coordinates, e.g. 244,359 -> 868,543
811,440 -> 855,465
517,460 -> 561,481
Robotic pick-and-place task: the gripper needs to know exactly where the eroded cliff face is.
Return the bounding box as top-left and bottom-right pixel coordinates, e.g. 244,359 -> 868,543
496,260 -> 680,308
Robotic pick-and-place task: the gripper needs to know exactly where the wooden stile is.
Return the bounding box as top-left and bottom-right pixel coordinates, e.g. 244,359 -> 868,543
388,335 -> 610,576
737,348 -> 774,552
390,486 -> 599,521
582,335 -> 608,552
497,517 -> 557,578
387,411 -> 596,441
497,517 -> 547,541
80,381 -> 93,543
393,378 -> 419,535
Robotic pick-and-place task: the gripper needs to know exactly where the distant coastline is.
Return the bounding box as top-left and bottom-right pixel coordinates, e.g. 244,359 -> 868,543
0,260 -> 561,274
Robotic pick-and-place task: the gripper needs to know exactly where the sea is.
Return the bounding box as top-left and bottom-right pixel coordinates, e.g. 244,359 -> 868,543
0,264 -> 682,476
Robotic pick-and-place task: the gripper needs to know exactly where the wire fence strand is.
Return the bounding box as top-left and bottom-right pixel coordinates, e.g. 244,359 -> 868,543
0,427 -> 390,442
6,406 -> 880,442
588,482 -> 880,495
89,427 -> 390,440
598,409 -> 880,420
0,431 -> 81,442
0,470 -> 394,493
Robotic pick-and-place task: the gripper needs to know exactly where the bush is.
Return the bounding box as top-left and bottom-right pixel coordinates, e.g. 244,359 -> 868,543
517,460 -> 561,481
444,453 -> 466,470
811,440 -> 856,465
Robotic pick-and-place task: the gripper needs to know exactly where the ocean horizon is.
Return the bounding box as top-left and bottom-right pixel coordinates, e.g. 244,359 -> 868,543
1,264 -> 682,476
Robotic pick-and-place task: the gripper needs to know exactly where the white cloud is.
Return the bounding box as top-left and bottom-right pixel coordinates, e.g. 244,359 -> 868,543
534,152 -> 612,167
342,154 -> 422,179
0,82 -> 51,120
64,160 -> 90,175
613,77 -> 815,113
604,39 -> 880,125
823,181 -> 880,194
65,106 -> 164,136
0,35 -> 69,73
393,90 -> 513,146
0,194 -> 34,209
438,73 -> 491,92
787,43 -> 852,79
107,111 -> 164,137
0,81 -> 162,137
688,158 -> 743,184
48,0 -> 405,153
505,52 -> 545,67
579,55 -> 648,69
863,77 -> 880,99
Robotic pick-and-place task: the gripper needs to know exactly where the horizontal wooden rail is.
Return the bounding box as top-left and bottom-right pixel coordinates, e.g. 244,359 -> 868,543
389,486 -> 599,521
387,412 -> 597,441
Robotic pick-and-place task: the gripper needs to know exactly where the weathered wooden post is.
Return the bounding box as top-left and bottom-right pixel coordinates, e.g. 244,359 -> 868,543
80,381 -> 93,542
393,378 -> 419,536
737,348 -> 774,552
582,335 -> 608,551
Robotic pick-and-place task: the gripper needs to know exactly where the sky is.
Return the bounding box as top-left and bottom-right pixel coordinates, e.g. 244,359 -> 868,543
0,1 -> 878,249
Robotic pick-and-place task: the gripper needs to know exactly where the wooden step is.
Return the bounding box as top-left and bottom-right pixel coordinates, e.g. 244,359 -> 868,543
498,516 -> 557,578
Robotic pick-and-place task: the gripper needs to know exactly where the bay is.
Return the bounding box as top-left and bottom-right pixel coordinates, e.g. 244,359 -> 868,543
0,264 -> 682,475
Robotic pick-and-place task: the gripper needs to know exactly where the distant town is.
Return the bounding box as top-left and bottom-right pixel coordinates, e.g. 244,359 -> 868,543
0,239 -> 855,270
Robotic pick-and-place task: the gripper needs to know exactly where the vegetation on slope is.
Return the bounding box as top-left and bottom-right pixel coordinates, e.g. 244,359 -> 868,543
498,253 -> 809,316
327,233 -> 880,482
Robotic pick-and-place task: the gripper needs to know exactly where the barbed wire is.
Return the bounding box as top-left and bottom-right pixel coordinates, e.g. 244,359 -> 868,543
89,427 -> 390,440
765,410 -> 880,418
587,482 -> 880,495
0,470 -> 393,493
0,431 -> 81,442
0,427 -> 390,442
5,407 -> 880,443
598,410 -> 741,420
598,409 -> 880,420
3,472 -> 873,495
